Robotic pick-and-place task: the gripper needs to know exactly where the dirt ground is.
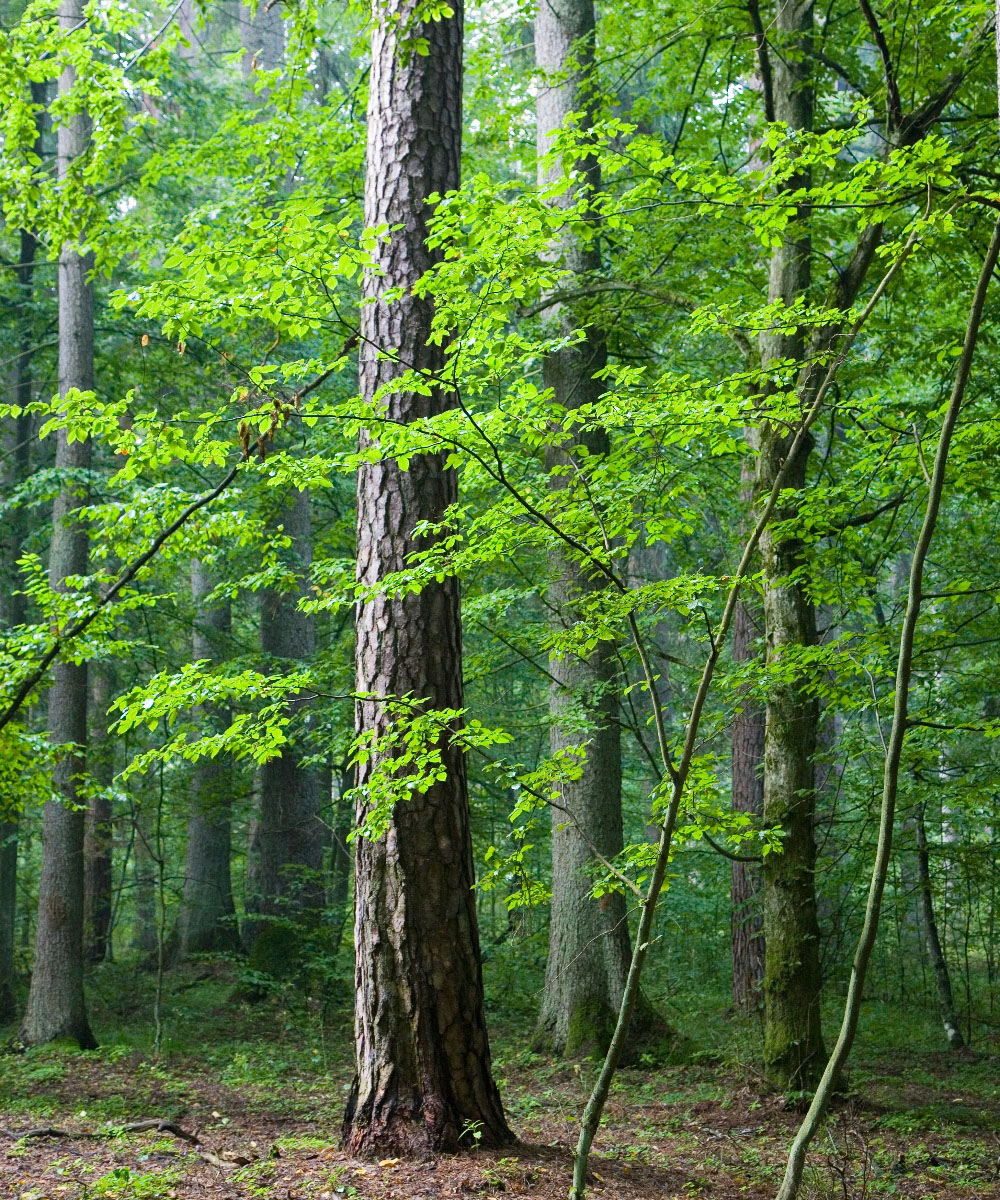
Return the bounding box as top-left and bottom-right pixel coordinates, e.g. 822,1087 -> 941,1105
2,1042 -> 999,1200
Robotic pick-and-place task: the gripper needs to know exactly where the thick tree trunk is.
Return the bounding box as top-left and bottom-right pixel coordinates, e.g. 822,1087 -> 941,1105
915,803 -> 964,1048
342,0 -> 512,1156
531,0 -> 649,1062
20,19 -> 96,1047
245,489 -> 324,947
84,667 -> 114,964
750,0 -> 826,1091
175,562 -> 239,957
730,594 -> 766,1011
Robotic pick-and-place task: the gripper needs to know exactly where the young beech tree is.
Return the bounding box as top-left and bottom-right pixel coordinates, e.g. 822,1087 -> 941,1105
21,0 -> 96,1048
532,0 -> 657,1059
343,0 -> 512,1156
747,0 -> 990,1089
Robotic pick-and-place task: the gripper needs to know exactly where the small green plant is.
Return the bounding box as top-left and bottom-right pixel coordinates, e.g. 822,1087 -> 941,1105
231,1159 -> 277,1198
460,1118 -> 484,1146
321,1164 -> 359,1195
84,1165 -> 182,1199
480,1156 -> 520,1192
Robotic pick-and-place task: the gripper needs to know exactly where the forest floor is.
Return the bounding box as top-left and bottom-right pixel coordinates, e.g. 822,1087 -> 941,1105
1,961 -> 998,1200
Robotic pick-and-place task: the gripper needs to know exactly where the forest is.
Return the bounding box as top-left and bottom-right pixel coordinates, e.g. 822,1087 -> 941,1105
0,0 -> 999,1197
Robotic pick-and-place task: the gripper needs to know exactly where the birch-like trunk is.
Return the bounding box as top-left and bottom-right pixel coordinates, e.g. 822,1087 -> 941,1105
915,802 -> 964,1048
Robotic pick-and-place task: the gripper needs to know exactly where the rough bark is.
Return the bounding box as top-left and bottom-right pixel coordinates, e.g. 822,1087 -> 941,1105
84,666 -> 114,964
730,594 -> 766,1011
750,0 -> 826,1091
19,18 -> 97,1047
531,0 -> 648,1061
175,562 -> 239,958
915,802 -> 964,1048
342,0 -> 512,1156
245,489 -> 325,947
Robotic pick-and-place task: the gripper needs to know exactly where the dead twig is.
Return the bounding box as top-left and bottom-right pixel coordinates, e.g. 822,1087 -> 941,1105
0,1118 -> 200,1144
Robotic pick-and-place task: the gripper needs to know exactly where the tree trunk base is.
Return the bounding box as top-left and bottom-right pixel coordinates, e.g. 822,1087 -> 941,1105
19,1014 -> 97,1051
342,1081 -> 515,1158
534,990 -> 684,1066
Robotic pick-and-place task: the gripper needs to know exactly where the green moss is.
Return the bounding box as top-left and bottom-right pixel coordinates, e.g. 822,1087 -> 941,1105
247,923 -> 304,980
563,995 -> 618,1059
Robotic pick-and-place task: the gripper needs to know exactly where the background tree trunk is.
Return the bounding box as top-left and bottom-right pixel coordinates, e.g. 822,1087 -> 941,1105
328,763 -> 353,958
175,562 -> 240,957
751,0 -> 826,1090
245,489 -> 324,948
84,666 -> 114,964
343,0 -> 511,1156
730,594 -> 766,1011
20,1 -> 96,1047
131,807 -> 159,956
531,0 -> 652,1063
0,117 -> 41,1017
915,802 -> 964,1049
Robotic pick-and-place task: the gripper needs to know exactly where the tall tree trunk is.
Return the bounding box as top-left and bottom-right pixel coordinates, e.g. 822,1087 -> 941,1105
20,9 -> 96,1047
750,0 -> 826,1090
342,0 -> 512,1156
1,81 -> 46,1025
0,180 -> 41,1022
730,593 -> 766,1011
175,562 -> 239,957
915,802 -> 964,1048
531,0 -> 650,1062
245,489 -> 324,947
84,666 -> 114,964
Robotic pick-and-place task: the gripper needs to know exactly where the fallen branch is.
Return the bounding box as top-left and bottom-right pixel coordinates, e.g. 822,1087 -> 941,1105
0,1118 -> 200,1143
